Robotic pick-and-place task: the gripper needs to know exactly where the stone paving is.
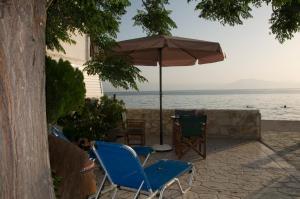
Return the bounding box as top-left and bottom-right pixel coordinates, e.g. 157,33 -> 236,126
97,139 -> 300,199
261,131 -> 300,171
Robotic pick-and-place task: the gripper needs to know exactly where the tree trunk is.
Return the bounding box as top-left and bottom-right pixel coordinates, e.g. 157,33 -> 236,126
0,0 -> 55,198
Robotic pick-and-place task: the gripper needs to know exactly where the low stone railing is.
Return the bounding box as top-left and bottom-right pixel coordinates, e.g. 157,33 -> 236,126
126,109 -> 261,140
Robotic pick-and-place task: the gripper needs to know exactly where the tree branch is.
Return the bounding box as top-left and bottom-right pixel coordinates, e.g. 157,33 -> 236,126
46,0 -> 55,11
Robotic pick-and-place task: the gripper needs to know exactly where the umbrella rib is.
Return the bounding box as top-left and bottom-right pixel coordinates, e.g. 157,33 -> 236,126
127,39 -> 164,55
179,48 -> 198,60
167,40 -> 198,61
169,40 -> 222,62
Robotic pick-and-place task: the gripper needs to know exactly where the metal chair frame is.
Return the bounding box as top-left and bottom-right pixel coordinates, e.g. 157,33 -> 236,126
91,145 -> 194,199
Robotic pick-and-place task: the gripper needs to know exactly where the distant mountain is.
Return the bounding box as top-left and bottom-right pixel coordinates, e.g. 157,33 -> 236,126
223,79 -> 300,89
103,79 -> 300,92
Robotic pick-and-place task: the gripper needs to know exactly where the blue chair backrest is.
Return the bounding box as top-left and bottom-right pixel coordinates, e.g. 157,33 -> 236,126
50,126 -> 69,142
51,126 -> 98,161
94,141 -> 152,192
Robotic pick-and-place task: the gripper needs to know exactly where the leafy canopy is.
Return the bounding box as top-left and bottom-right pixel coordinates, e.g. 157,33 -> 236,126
84,52 -> 147,90
133,0 -> 177,36
46,0 -> 300,95
46,57 -> 86,124
46,0 -> 146,90
46,0 -> 129,53
188,0 -> 300,43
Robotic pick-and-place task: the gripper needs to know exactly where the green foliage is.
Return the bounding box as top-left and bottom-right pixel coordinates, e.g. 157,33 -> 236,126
83,35 -> 147,90
46,0 -> 130,53
133,0 -> 177,36
58,96 -> 125,141
51,170 -> 62,198
46,0 -> 147,90
189,0 -> 300,43
190,0 -> 260,26
84,53 -> 147,90
46,57 -> 86,124
270,0 -> 300,42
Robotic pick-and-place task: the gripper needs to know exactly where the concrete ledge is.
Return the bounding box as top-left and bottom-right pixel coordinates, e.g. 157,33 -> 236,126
127,109 -> 261,140
262,120 -> 300,132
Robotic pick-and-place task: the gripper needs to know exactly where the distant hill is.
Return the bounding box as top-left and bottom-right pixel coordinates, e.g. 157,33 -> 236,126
103,79 -> 300,92
223,79 -> 300,89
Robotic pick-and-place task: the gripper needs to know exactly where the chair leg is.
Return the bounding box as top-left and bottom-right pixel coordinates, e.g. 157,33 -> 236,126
158,175 -> 193,199
198,142 -> 202,157
203,140 -> 206,159
142,134 -> 145,146
188,167 -> 195,186
125,134 -> 129,145
158,180 -> 173,199
133,181 -> 144,199
95,174 -> 107,199
142,154 -> 151,166
111,187 -> 118,199
177,143 -> 184,159
179,138 -> 200,158
174,178 -> 185,194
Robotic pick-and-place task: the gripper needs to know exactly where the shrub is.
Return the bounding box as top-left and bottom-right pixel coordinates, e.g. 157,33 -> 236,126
46,57 -> 86,124
58,96 -> 125,141
51,170 -> 62,198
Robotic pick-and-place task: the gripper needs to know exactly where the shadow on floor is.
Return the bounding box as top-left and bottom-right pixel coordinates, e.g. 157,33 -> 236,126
260,141 -> 300,171
245,174 -> 300,199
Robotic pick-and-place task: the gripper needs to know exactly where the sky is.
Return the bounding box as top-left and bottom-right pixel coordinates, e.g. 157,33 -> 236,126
104,1 -> 300,92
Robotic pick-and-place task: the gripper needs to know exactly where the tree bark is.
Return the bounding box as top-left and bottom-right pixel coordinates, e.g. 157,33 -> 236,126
0,0 -> 55,198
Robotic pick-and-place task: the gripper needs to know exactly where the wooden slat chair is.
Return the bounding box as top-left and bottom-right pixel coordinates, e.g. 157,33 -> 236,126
173,110 -> 196,146
121,112 -> 146,146
174,115 -> 207,159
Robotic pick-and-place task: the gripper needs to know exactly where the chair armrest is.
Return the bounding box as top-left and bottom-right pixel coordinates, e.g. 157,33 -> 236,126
127,119 -> 145,123
173,121 -> 182,137
127,119 -> 145,128
174,121 -> 181,127
80,160 -> 97,174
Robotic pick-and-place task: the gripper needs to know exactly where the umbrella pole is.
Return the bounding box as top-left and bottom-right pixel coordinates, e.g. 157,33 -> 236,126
159,50 -> 163,145
152,48 -> 172,152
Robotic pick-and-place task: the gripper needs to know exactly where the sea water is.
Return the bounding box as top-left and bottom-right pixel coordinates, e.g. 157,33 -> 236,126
106,89 -> 300,120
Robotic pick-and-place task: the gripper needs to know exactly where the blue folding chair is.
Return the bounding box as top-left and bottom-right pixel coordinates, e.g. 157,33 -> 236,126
131,146 -> 154,166
92,141 -> 194,199
50,125 -> 70,142
50,125 -> 154,165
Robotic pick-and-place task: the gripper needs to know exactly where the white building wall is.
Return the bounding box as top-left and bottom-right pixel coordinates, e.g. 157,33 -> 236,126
47,33 -> 104,98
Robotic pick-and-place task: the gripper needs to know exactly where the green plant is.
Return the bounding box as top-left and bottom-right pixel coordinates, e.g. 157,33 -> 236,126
58,96 -> 125,141
51,170 -> 62,199
46,0 -> 147,90
189,0 -> 300,43
46,57 -> 86,124
133,0 -> 177,36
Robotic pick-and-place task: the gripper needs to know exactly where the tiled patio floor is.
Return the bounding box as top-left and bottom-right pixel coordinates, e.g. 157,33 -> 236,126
98,139 -> 300,199
261,131 -> 300,171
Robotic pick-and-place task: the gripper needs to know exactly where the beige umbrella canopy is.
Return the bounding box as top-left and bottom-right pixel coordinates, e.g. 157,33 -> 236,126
114,35 -> 224,66
114,35 -> 225,151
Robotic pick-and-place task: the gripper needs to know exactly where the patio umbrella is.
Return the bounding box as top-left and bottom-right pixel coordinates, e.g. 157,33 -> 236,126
114,35 -> 225,151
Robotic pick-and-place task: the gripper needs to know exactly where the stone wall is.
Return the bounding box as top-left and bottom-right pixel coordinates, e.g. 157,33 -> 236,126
262,120 -> 300,132
126,109 -> 261,141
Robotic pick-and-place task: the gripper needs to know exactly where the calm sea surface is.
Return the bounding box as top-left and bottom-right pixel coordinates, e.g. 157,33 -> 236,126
107,89 -> 300,120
